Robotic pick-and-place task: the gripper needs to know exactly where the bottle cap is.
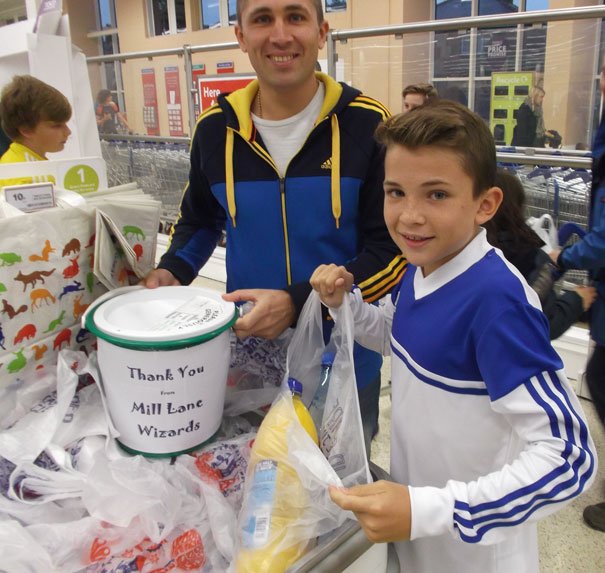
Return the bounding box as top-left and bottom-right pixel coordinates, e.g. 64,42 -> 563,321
321,350 -> 336,366
287,377 -> 303,396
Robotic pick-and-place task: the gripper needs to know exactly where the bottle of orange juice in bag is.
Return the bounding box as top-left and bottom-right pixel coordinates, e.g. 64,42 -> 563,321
235,377 -> 318,573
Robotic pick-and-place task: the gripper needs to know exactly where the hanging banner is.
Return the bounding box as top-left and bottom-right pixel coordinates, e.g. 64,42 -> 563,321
192,64 -> 206,118
198,76 -> 255,112
141,68 -> 160,136
164,66 -> 184,136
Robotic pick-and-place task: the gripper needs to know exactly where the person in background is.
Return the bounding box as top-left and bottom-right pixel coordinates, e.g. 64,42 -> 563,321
310,100 -> 596,573
0,74 -> 71,187
95,88 -> 131,134
401,83 -> 438,113
484,169 -> 596,340
551,58 -> 605,532
511,85 -> 555,148
143,0 -> 406,454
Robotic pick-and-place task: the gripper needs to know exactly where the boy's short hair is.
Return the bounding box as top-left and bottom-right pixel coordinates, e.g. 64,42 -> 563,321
236,0 -> 324,25
375,100 -> 496,197
0,75 -> 71,140
401,83 -> 439,101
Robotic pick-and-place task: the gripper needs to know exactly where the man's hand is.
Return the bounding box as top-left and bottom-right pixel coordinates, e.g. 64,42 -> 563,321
310,264 -> 354,308
141,268 -> 181,288
222,289 -> 295,339
329,480 -> 411,543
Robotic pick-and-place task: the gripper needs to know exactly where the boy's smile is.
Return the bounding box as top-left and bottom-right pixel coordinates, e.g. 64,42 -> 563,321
383,145 -> 501,277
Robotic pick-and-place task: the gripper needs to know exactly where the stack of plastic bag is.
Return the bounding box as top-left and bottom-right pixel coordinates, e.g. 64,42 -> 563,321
0,291 -> 372,572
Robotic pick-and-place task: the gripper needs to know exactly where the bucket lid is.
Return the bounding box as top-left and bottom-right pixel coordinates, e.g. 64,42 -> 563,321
87,286 -> 237,344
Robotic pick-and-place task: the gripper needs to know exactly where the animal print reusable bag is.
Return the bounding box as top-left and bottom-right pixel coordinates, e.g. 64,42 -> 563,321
0,206 -> 106,386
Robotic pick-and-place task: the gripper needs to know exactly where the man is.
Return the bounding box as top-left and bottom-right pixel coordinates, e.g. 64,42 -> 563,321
551,60 -> 605,533
144,0 -> 405,452
402,83 -> 438,113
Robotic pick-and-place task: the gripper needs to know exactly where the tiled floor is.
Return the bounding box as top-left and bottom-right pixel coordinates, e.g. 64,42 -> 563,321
192,276 -> 605,570
372,356 -> 605,572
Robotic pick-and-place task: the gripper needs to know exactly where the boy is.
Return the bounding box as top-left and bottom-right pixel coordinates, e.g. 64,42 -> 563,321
310,100 -> 596,572
0,75 -> 72,187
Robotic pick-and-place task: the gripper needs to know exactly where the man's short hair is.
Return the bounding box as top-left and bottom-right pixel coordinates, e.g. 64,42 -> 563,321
0,75 -> 71,140
236,0 -> 324,26
375,100 -> 496,198
402,83 -> 439,102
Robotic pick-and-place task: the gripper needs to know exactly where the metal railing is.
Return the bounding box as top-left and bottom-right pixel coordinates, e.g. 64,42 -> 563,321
89,5 -> 605,138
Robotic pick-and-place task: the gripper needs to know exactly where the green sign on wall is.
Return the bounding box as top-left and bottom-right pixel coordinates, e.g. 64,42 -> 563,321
490,71 -> 535,146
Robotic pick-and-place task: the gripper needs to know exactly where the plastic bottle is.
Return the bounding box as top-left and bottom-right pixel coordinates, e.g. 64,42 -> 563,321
235,377 -> 318,573
308,350 -> 336,430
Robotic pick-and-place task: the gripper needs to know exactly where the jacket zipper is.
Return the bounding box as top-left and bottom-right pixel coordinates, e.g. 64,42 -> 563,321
240,119 -> 330,287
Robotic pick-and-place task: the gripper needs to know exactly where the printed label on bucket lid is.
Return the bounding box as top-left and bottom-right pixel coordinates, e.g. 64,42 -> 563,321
150,295 -> 223,331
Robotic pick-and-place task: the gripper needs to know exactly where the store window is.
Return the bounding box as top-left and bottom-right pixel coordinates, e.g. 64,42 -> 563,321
433,0 -> 549,122
478,0 -> 519,15
201,0 -> 220,29
149,0 -> 186,36
95,0 -> 126,113
325,0 -> 347,12
200,0 -> 237,29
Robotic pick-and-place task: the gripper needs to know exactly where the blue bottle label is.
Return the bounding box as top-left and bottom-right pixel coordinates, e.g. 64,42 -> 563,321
241,459 -> 278,549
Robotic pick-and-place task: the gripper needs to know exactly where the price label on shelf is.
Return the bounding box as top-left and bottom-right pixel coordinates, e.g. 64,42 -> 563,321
3,182 -> 55,212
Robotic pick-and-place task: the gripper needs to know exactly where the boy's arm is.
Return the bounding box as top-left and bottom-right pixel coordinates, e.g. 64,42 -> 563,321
332,303 -> 597,546
310,265 -> 395,355
329,288 -> 395,356
409,305 -> 596,545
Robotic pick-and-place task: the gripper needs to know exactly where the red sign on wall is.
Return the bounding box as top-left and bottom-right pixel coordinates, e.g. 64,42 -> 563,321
164,66 -> 184,136
198,77 -> 255,112
141,68 -> 159,136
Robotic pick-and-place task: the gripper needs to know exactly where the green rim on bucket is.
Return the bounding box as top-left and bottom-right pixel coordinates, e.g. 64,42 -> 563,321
85,304 -> 239,351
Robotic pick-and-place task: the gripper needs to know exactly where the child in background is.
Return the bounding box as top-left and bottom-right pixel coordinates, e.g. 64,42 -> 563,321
484,169 -> 596,339
0,75 -> 72,187
310,100 -> 596,573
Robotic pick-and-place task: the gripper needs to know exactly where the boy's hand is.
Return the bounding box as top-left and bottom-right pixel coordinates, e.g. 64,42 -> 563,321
310,264 -> 354,308
329,480 -> 411,543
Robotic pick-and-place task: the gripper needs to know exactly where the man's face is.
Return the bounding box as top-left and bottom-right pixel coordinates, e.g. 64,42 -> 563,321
20,119 -> 71,157
402,93 -> 426,114
234,0 -> 328,93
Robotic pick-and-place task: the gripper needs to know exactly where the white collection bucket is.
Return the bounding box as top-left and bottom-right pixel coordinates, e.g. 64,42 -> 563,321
83,286 -> 238,457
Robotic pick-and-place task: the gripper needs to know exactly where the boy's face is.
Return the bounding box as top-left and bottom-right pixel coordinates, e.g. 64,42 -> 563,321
383,144 -> 501,277
235,0 -> 328,93
19,120 -> 71,157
